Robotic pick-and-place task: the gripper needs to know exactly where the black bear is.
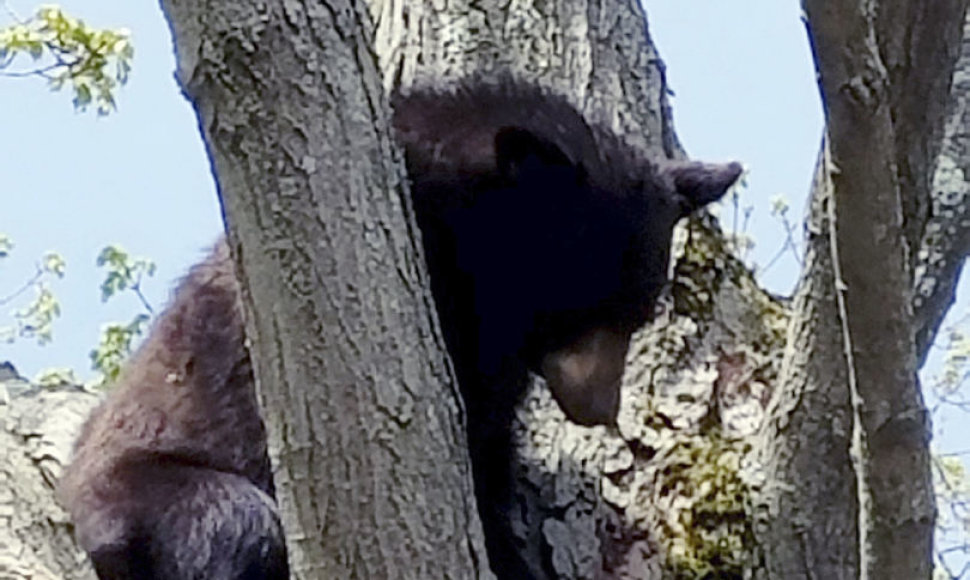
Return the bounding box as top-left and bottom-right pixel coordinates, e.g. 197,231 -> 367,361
59,78 -> 741,580
59,240 -> 287,580
393,81 -> 740,577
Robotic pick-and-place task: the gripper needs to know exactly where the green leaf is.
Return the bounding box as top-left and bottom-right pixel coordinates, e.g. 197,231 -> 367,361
96,244 -> 155,304
42,252 -> 66,277
1,7 -> 134,113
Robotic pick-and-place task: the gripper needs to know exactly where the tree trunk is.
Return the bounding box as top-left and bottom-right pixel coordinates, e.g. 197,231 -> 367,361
158,0 -> 490,578
751,2 -> 968,578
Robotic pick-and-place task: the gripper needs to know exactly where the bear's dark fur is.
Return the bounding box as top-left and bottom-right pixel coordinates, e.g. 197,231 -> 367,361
60,78 -> 740,580
394,81 -> 740,577
59,241 -> 287,579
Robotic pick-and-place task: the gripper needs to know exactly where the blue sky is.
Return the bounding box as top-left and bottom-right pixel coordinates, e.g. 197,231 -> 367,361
2,0 -> 223,378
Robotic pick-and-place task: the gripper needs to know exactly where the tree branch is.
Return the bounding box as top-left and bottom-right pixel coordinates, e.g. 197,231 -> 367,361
914,14 -> 970,362
797,0 -> 967,575
873,0 -> 970,277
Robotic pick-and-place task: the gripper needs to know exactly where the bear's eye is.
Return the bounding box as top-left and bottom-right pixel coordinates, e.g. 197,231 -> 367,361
680,197 -> 694,215
673,194 -> 696,218
647,190 -> 688,217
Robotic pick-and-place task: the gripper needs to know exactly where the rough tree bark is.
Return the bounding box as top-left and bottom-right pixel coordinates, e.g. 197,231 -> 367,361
6,0 -> 970,579
157,0 -> 489,578
751,2 -> 969,579
917,14 -> 970,363
0,364 -> 98,580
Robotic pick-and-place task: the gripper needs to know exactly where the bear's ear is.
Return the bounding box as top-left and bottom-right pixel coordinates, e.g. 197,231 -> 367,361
660,160 -> 743,216
540,327 -> 628,426
494,127 -> 574,181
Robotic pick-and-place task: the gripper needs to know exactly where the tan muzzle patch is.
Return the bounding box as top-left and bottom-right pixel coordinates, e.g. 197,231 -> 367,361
540,326 -> 628,426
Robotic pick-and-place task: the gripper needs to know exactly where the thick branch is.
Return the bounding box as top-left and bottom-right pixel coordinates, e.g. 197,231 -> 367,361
751,143 -> 860,579
801,0 -> 950,576
915,14 -> 970,361
0,367 -> 100,580
873,0 -> 969,279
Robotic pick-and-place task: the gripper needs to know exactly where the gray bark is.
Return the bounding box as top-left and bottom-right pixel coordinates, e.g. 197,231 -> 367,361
751,1 -> 969,578
0,365 -> 99,580
916,14 -> 970,362
750,143 -> 862,580
371,0 -> 680,158
157,0 -> 488,578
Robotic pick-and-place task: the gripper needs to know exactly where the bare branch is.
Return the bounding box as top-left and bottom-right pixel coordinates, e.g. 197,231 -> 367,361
915,15 -> 970,362
873,1 -> 970,271
0,266 -> 43,306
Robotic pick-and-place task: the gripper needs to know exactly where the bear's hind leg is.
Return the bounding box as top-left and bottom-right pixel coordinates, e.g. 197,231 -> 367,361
88,540 -> 156,580
78,456 -> 287,580
147,464 -> 288,580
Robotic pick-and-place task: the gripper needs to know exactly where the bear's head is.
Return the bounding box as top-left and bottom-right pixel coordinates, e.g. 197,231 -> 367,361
479,127 -> 741,425
394,81 -> 741,427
